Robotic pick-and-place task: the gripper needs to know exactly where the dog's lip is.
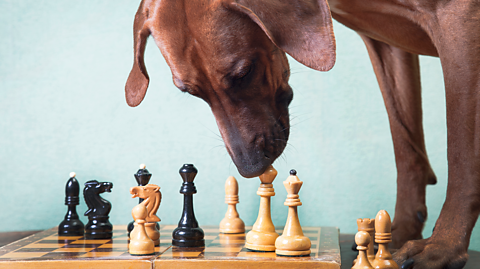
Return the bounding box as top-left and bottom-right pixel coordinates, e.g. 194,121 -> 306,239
232,152 -> 273,178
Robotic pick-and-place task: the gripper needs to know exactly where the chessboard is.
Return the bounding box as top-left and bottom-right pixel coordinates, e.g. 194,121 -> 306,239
0,225 -> 340,269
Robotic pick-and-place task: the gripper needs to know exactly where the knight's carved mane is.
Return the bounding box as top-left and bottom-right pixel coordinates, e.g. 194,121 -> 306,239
139,184 -> 162,222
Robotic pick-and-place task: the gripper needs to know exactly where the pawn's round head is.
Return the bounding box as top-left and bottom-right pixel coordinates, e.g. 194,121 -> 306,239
132,204 -> 148,221
355,231 -> 371,247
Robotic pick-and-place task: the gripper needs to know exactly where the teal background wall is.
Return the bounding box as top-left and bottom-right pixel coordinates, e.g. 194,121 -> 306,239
1,0 -> 478,251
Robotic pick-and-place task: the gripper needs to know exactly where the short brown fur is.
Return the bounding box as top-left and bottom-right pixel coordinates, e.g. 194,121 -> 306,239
125,1 -> 480,268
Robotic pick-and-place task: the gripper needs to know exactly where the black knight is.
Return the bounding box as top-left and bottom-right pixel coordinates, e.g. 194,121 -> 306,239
84,180 -> 113,239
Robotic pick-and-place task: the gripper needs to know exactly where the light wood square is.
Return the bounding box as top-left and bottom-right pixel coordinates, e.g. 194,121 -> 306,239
52,247 -> 95,252
80,251 -> 125,258
171,251 -> 202,257
70,239 -> 111,244
23,243 -> 67,248
97,243 -> 128,249
204,247 -> 243,253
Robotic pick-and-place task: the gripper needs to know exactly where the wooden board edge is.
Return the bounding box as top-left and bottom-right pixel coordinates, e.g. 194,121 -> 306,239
0,259 -> 152,269
153,259 -> 341,269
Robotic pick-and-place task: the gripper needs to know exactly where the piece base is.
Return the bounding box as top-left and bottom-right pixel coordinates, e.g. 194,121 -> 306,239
275,249 -> 311,256
172,239 -> 205,248
245,242 -> 276,252
84,232 -> 113,239
58,220 -> 84,236
57,229 -> 84,236
219,228 -> 245,234
128,251 -> 155,256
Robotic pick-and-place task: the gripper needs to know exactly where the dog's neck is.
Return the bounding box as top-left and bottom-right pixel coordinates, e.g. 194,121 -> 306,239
328,0 -> 438,56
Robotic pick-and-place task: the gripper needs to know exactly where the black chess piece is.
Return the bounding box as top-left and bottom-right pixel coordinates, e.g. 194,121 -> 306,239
127,164 -> 154,235
59,172 -> 84,236
83,180 -> 113,239
172,164 -> 205,247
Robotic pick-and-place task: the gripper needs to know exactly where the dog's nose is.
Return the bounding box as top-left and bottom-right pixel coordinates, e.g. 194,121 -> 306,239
235,154 -> 272,178
231,135 -> 279,178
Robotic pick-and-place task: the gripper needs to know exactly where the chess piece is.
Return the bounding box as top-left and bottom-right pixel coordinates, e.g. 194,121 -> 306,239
128,164 -> 154,235
129,204 -> 155,255
371,210 -> 399,269
352,231 -> 374,269
357,218 -> 375,264
219,176 -> 245,234
130,184 -> 162,245
83,180 -> 113,239
275,169 -> 311,256
172,164 -> 205,247
245,165 -> 279,251
58,172 -> 84,236
219,233 -> 246,245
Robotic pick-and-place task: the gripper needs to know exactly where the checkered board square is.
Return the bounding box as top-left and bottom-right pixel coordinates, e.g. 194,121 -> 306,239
0,225 -> 340,269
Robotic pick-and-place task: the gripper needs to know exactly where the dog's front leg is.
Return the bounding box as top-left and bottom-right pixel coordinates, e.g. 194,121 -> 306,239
392,9 -> 480,268
359,34 -> 437,249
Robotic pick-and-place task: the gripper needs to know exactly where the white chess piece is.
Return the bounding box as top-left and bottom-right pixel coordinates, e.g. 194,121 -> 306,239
220,176 -> 245,234
245,165 -> 279,251
352,231 -> 374,269
129,204 -> 155,255
275,169 -> 311,256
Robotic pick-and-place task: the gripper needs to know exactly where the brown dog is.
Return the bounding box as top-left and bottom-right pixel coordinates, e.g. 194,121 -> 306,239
125,0 -> 480,268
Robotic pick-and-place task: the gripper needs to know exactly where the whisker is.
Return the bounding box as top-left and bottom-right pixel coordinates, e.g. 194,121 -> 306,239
287,116 -> 314,131
285,142 -> 297,152
208,145 -> 226,152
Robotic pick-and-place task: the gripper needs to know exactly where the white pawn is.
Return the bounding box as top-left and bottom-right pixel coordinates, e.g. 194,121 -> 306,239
357,218 -> 375,264
352,231 -> 374,269
129,204 -> 155,255
220,176 -> 245,234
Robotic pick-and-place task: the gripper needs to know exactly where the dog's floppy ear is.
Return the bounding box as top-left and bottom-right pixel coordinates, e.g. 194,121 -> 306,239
224,0 -> 336,71
125,5 -> 150,107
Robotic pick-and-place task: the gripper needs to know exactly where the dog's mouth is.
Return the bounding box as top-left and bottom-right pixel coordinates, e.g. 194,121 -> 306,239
224,115 -> 290,178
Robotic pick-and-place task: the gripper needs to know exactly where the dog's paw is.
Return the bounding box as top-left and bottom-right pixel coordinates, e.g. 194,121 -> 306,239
393,238 -> 468,269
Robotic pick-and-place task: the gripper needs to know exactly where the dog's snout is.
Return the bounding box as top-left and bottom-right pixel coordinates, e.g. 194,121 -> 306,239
228,119 -> 289,178
235,154 -> 272,178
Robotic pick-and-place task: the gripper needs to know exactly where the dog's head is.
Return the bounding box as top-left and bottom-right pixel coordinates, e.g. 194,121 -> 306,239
125,0 -> 336,177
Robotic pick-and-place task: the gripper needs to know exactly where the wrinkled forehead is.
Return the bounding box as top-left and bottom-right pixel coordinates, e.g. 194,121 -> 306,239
151,4 -> 272,82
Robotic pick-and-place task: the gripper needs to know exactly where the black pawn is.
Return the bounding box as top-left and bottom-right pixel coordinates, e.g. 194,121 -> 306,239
59,172 -> 84,236
172,164 -> 205,247
84,180 -> 113,239
127,164 -> 153,235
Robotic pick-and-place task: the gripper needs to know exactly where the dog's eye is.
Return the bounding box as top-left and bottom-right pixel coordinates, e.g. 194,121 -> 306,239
230,63 -> 254,89
234,65 -> 252,80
